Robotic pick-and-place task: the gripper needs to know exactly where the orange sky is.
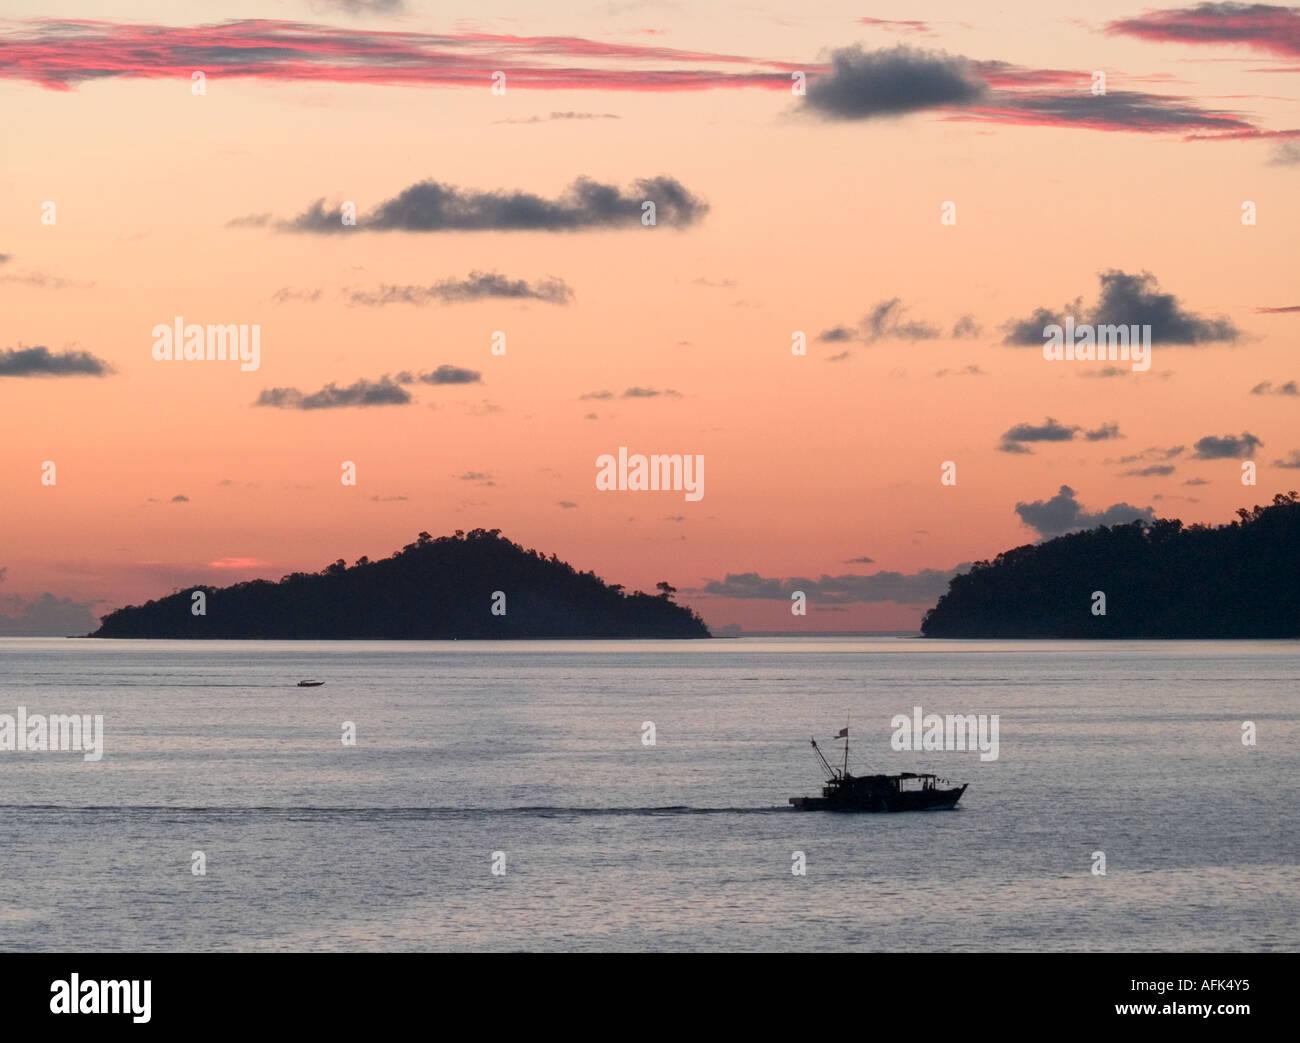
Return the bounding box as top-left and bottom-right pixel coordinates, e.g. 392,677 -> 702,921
1,1 -> 1297,633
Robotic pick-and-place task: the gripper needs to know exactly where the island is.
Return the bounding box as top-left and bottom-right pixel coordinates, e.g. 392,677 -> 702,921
91,528 -> 711,639
921,492 -> 1299,638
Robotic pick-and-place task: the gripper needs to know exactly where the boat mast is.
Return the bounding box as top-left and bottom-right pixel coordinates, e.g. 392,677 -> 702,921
842,714 -> 849,778
810,738 -> 838,780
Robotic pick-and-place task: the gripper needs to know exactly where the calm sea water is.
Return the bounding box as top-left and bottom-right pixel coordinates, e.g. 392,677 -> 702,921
0,636 -> 1295,952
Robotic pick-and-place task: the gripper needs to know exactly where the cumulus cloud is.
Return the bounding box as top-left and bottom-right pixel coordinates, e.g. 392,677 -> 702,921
1192,432 -> 1262,459
805,44 -> 986,119
0,345 -> 112,376
1015,485 -> 1156,538
1003,269 -> 1239,345
277,176 -> 708,232
255,377 -> 412,409
1274,450 -> 1300,468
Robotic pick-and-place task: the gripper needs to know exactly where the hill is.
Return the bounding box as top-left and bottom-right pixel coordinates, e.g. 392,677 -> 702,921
92,528 -> 711,639
920,492 -> 1300,638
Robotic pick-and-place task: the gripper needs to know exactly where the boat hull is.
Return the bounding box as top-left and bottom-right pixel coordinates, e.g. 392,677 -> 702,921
789,783 -> 967,812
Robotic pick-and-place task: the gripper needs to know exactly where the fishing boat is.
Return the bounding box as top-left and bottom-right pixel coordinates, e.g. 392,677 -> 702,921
296,679 -> 325,688
788,727 -> 967,812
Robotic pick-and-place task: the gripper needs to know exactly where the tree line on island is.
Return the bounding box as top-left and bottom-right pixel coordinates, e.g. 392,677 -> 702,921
921,492 -> 1300,638
92,528 -> 710,639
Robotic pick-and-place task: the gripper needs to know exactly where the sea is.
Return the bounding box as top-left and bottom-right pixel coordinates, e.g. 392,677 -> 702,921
0,636 -> 1295,952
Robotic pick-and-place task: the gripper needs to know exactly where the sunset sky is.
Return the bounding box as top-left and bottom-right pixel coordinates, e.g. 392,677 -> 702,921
1,1 -> 1297,634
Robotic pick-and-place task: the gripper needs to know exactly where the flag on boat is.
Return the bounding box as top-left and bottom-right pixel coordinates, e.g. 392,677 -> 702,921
834,727 -> 848,738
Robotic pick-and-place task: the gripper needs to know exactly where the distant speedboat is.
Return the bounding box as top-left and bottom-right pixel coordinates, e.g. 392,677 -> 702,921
789,729 -> 967,812
296,679 -> 325,687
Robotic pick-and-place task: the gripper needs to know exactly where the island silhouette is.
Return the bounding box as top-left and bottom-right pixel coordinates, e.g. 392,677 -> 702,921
92,528 -> 710,639
922,492 -> 1299,638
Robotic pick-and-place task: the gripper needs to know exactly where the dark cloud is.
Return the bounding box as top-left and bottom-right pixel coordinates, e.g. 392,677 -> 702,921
1250,379 -> 1299,395
1015,485 -> 1156,538
623,387 -> 681,398
1003,269 -> 1239,345
170,495 -> 190,503
1192,432 -> 1262,459
557,500 -> 579,509
0,345 -> 112,377
1274,450 -> 1300,468
255,377 -> 412,409
846,555 -> 875,564
1184,477 -> 1210,486
1084,422 -> 1122,441
863,298 -> 941,341
455,471 -> 495,486
279,176 -> 707,233
345,272 -> 573,306
1122,464 -> 1177,477
0,593 -> 100,637
699,565 -> 965,604
951,314 -> 982,338
579,390 -> 614,400
999,417 -> 1120,452
823,298 -> 947,345
400,365 -> 482,385
805,44 -> 986,119
1002,417 -> 1079,443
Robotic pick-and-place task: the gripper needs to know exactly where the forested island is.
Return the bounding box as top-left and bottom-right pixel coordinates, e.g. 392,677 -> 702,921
921,493 -> 1299,638
92,528 -> 711,639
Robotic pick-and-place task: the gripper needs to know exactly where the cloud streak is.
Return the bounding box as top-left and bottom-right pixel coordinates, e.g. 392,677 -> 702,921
343,272 -> 573,306
1106,4 -> 1300,59
0,19 -> 798,92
